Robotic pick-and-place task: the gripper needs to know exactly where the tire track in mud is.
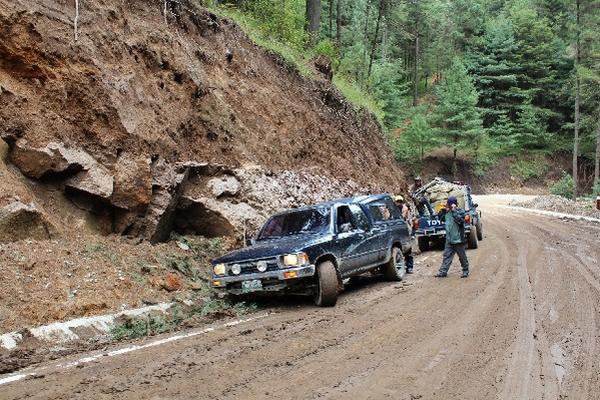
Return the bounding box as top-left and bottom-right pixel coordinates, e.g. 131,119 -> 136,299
318,214 -> 515,400
519,217 -> 600,398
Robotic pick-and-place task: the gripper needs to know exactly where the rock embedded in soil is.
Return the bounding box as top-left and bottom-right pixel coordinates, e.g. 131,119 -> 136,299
0,138 -> 8,160
110,153 -> 152,211
10,140 -> 114,199
207,175 -> 240,198
0,201 -> 56,243
142,159 -> 190,243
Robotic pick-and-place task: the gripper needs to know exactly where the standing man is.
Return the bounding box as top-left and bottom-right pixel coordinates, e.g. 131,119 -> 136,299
394,195 -> 414,274
596,192 -> 600,211
435,196 -> 470,278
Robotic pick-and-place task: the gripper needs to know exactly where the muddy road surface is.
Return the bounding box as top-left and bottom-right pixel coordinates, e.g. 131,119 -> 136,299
3,195 -> 600,400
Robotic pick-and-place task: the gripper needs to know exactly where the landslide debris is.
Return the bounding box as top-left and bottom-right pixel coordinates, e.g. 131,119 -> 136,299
0,0 -> 406,243
0,0 -> 408,334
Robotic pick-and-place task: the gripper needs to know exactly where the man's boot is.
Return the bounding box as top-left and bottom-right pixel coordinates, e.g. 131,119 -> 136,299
434,272 -> 447,278
461,270 -> 469,278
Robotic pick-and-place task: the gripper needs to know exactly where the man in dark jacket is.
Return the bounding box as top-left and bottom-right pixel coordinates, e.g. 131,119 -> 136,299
435,196 -> 470,278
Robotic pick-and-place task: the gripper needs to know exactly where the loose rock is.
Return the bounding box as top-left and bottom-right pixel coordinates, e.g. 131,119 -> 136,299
0,201 -> 56,243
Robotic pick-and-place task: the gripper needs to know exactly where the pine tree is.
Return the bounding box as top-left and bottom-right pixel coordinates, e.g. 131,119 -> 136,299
433,58 -> 483,177
515,101 -> 550,150
465,16 -> 525,128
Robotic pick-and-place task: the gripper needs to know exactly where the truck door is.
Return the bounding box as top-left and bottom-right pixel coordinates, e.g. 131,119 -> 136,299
348,204 -> 381,269
334,205 -> 374,274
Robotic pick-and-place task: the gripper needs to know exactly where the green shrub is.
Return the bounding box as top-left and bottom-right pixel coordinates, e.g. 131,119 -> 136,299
549,171 -> 575,198
510,157 -> 548,182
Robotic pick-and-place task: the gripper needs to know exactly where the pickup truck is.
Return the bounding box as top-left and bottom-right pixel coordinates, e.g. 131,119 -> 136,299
211,194 -> 412,307
412,178 -> 483,252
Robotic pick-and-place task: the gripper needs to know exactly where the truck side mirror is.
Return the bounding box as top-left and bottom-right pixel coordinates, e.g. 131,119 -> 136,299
473,203 -> 479,208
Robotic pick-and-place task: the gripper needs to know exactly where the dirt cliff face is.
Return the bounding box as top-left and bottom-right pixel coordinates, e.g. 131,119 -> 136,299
0,0 -> 403,184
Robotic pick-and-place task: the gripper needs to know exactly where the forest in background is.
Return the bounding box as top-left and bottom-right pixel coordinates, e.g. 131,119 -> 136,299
208,0 -> 599,197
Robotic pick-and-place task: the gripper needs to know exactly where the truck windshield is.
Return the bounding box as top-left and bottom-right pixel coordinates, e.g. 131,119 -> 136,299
258,208 -> 331,239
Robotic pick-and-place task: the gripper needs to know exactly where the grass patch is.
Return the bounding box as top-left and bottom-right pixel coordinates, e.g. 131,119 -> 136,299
110,299 -> 258,340
510,156 -> 548,182
210,6 -> 311,77
332,75 -> 385,124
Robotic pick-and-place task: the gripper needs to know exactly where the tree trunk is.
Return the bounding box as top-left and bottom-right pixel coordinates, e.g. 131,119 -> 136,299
336,0 -> 342,46
359,0 -> 371,85
452,147 -> 458,179
306,0 -> 321,47
573,0 -> 581,200
594,108 -> 600,190
367,0 -> 385,78
412,16 -> 419,107
329,0 -> 334,39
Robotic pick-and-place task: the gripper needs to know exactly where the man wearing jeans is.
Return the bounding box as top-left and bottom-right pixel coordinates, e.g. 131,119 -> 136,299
435,196 -> 470,278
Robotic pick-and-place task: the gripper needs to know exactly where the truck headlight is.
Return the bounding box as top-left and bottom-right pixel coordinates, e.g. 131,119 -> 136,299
282,252 -> 309,267
213,263 -> 226,276
231,264 -> 242,275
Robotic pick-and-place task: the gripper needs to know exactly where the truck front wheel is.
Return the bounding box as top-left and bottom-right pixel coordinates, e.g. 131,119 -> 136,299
476,221 -> 483,241
418,236 -> 430,252
314,261 -> 338,307
383,247 -> 405,281
467,226 -> 479,249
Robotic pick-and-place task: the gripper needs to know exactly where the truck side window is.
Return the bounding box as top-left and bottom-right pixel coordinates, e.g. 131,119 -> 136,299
349,205 -> 370,231
337,206 -> 357,233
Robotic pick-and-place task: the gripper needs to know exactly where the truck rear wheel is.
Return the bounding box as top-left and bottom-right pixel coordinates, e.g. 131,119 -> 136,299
467,226 -> 479,249
314,261 -> 338,307
476,221 -> 483,240
418,236 -> 430,252
383,247 -> 405,281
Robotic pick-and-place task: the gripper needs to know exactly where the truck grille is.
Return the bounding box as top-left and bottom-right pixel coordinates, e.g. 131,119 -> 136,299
228,258 -> 279,276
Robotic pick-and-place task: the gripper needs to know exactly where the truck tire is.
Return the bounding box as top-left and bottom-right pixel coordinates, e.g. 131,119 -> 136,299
383,247 -> 406,281
314,261 -> 338,307
418,236 -> 430,252
467,226 -> 479,249
476,221 -> 483,241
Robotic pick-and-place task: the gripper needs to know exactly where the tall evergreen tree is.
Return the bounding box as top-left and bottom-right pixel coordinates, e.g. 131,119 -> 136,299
433,58 -> 484,176
465,16 -> 524,128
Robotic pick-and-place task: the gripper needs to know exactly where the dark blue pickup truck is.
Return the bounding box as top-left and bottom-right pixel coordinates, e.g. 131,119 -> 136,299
211,194 -> 412,306
413,180 -> 483,252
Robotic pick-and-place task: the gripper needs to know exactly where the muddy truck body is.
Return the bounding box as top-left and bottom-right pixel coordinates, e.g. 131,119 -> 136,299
412,178 -> 483,251
211,194 -> 411,306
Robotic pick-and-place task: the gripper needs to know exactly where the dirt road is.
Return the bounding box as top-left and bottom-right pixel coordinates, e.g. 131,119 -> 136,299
3,195 -> 600,400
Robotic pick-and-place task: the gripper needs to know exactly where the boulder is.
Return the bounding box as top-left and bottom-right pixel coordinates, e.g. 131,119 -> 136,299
0,201 -> 56,243
207,175 -> 240,198
0,139 -> 8,161
10,139 -> 73,179
174,195 -> 262,238
10,140 -> 114,199
111,153 -> 152,211
142,159 -> 190,243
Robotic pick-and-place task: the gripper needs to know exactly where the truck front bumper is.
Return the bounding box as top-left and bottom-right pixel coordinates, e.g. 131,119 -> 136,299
211,264 -> 316,288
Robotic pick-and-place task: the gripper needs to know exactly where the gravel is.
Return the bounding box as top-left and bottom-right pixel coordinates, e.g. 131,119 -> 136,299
511,195 -> 600,219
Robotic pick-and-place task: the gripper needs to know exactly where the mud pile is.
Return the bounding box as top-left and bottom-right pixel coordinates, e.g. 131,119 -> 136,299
0,0 -> 405,243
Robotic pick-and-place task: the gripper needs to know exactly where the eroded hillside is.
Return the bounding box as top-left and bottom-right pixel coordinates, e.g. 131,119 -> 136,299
0,0 -> 406,332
